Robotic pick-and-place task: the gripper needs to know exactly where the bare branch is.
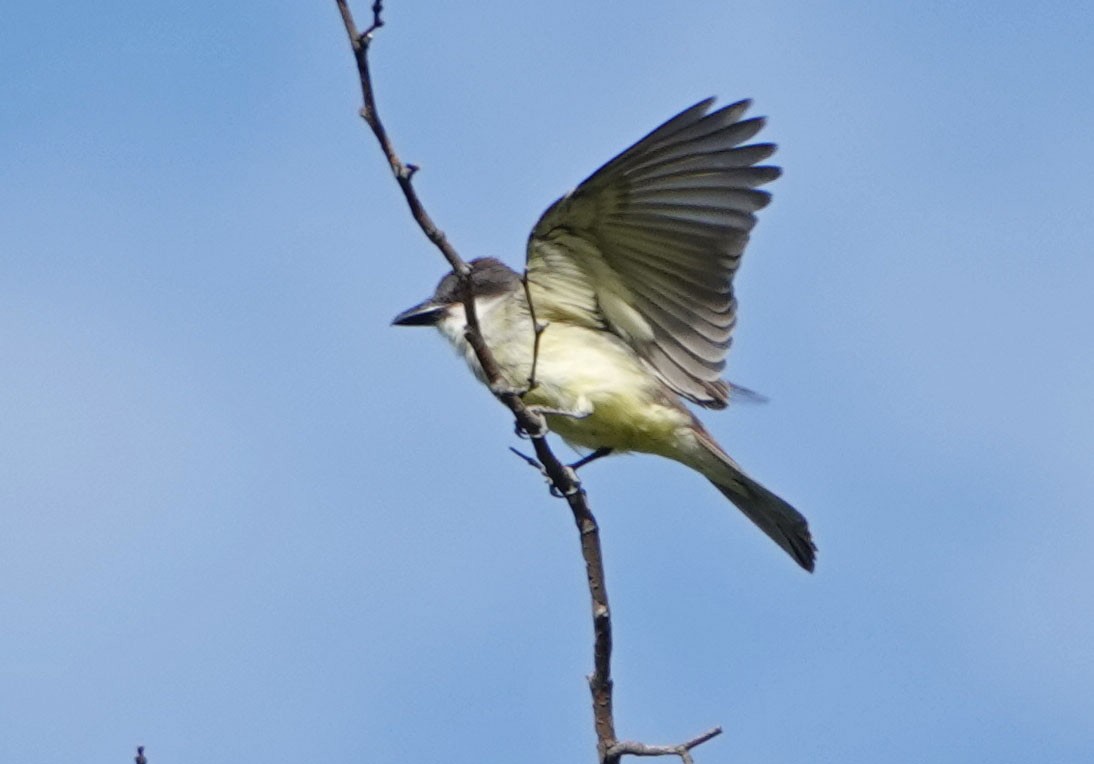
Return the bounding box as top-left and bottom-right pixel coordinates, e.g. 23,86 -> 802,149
334,0 -> 537,432
333,5 -> 726,763
608,727 -> 724,764
334,0 -> 464,276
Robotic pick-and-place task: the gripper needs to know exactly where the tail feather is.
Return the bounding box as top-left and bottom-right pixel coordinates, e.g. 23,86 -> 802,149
689,432 -> 816,571
710,471 -> 816,572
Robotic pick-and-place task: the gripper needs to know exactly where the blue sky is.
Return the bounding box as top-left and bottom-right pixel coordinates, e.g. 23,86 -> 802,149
3,1 -> 1093,762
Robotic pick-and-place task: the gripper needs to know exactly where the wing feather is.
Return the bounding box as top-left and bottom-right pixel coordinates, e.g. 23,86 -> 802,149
526,99 -> 780,408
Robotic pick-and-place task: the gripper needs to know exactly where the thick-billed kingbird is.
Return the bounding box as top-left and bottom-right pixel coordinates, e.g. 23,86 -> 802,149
393,99 -> 816,571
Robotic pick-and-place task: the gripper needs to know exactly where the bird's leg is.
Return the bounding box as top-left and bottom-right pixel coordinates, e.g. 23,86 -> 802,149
569,447 -> 613,471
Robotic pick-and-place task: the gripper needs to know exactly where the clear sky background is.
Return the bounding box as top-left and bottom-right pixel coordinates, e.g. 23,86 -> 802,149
3,2 -> 1093,762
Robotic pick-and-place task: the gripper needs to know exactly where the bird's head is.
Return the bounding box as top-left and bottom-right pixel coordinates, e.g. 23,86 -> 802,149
391,257 -> 522,328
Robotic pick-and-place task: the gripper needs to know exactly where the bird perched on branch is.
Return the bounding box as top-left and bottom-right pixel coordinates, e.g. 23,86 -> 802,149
394,99 -> 816,571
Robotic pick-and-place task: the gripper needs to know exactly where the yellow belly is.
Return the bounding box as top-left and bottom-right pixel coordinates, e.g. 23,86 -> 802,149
519,324 -> 692,456
541,394 -> 690,454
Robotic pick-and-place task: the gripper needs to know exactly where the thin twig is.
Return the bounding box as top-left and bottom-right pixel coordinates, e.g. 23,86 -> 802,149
335,0 -> 529,420
362,0 -> 384,36
334,0 -> 465,275
521,274 -> 547,391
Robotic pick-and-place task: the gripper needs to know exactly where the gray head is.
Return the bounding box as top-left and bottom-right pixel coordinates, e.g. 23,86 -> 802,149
392,257 -> 522,326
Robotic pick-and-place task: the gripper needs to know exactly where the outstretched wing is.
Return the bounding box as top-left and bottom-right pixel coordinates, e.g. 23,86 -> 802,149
525,99 -> 780,409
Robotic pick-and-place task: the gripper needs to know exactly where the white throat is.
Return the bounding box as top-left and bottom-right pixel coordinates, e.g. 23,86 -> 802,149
434,293 -> 526,384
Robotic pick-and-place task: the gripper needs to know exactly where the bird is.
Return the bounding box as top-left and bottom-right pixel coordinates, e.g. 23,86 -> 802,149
393,98 -> 816,571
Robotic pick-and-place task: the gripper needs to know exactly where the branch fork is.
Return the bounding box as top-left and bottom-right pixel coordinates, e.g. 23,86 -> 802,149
608,727 -> 724,764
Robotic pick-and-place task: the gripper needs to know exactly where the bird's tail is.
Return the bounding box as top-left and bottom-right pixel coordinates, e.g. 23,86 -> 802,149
682,428 -> 816,572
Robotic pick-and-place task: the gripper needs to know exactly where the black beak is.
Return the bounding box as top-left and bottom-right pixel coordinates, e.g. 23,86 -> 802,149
392,300 -> 446,327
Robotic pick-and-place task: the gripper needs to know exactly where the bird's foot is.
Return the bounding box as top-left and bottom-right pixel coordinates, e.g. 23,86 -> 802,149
507,448 -> 587,499
490,381 -> 530,399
